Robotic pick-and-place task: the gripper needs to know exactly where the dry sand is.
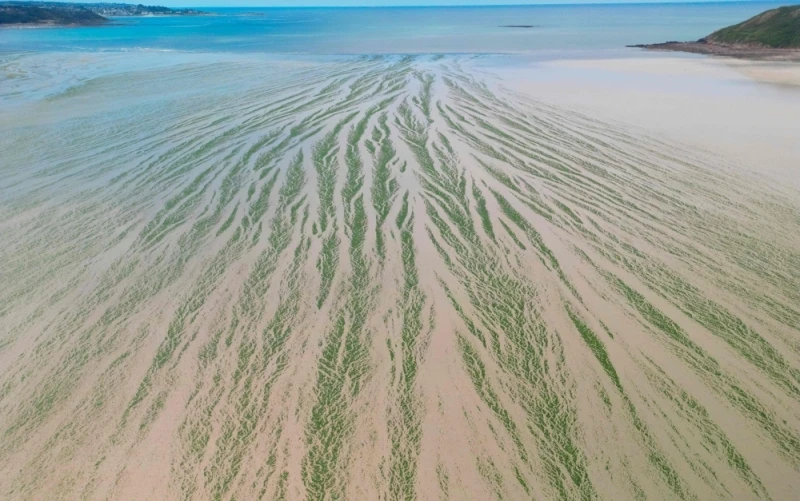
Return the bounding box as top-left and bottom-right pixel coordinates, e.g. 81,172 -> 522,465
0,52 -> 798,501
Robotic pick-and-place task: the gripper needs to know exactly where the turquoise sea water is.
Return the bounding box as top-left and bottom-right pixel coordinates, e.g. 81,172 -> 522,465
0,2 -> 788,55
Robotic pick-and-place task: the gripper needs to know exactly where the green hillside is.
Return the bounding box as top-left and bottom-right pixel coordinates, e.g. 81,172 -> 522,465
706,5 -> 800,48
0,2 -> 205,25
0,4 -> 106,25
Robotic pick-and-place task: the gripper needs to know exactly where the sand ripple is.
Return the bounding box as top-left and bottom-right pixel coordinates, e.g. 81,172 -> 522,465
0,53 -> 798,500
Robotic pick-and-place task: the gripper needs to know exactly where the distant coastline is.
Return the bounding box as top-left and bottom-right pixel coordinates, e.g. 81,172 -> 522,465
0,1 -> 208,27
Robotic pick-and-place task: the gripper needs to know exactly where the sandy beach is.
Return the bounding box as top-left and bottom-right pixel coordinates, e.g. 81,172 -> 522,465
0,51 -> 798,500
486,53 -> 800,187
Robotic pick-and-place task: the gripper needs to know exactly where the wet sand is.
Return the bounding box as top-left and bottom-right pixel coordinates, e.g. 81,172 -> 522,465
0,52 -> 798,501
484,53 -> 800,187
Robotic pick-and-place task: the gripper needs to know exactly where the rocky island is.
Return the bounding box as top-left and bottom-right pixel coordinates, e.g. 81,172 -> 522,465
630,4 -> 800,60
0,1 -> 206,27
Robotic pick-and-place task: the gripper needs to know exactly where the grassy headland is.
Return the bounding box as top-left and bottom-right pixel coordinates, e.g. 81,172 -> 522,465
631,4 -> 800,59
706,4 -> 800,48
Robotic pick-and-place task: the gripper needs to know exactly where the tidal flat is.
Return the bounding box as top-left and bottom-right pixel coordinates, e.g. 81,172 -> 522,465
0,52 -> 799,500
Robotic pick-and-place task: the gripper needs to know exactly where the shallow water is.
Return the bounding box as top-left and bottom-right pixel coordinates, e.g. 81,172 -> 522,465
1,4 -> 799,501
0,2 -> 788,54
1,50 -> 799,500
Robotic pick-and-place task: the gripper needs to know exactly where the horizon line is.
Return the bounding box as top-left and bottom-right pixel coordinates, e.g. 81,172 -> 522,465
23,0 -> 785,6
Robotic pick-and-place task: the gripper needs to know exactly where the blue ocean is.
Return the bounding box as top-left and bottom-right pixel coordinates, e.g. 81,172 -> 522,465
0,2 -> 788,54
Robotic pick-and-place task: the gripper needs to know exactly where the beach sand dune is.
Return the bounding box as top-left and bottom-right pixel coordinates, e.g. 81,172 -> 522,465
0,53 -> 798,501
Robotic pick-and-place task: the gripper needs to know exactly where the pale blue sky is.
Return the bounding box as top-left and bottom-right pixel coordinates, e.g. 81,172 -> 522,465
47,0 -> 770,6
